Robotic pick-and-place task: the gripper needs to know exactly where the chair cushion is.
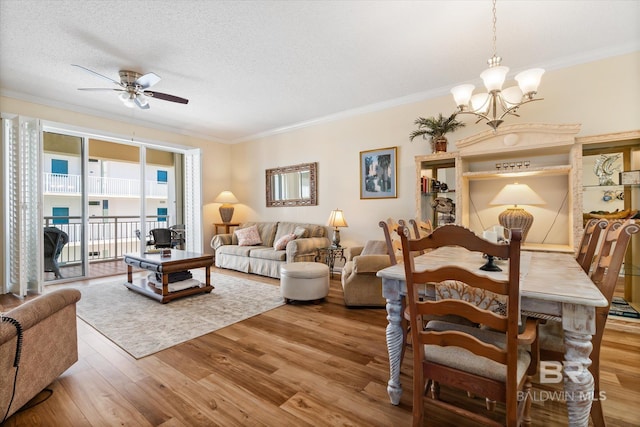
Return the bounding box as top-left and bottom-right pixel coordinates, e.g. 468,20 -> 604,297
361,240 -> 388,256
425,320 -> 531,383
538,319 -> 564,353
235,225 -> 262,246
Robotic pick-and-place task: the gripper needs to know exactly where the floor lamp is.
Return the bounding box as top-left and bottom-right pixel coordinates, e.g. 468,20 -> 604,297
490,183 -> 544,242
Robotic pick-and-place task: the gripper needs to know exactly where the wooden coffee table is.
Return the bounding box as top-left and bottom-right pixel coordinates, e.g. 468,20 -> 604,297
123,250 -> 214,303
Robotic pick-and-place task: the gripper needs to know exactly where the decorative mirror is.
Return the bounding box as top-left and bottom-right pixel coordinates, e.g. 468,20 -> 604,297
266,162 -> 317,207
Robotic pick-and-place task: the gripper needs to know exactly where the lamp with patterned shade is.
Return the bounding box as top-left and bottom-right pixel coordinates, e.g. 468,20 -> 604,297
490,183 -> 544,242
214,190 -> 239,224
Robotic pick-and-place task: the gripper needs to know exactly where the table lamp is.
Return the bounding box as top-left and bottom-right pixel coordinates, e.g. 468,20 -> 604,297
327,208 -> 348,247
214,190 -> 239,224
489,183 -> 544,242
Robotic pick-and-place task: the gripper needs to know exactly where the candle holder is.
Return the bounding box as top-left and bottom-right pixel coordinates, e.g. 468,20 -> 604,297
480,254 -> 502,271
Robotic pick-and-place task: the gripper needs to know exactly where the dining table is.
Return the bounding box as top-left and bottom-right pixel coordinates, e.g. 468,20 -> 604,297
377,246 -> 609,427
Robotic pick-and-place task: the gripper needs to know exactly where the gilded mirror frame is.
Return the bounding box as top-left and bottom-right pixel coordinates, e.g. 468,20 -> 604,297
266,162 -> 317,207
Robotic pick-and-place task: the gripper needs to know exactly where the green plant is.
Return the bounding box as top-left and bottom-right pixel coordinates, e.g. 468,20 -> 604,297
409,113 -> 465,142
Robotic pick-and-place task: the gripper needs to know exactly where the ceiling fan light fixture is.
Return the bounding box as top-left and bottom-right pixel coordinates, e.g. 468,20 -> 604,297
136,93 -> 148,107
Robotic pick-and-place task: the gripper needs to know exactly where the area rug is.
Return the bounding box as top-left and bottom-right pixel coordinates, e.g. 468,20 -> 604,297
609,296 -> 640,319
74,272 -> 284,359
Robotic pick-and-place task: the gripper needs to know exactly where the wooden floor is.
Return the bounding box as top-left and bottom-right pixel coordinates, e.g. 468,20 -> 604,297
3,269 -> 640,426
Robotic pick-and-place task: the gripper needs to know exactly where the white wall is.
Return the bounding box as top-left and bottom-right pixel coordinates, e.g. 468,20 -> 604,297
232,52 -> 640,248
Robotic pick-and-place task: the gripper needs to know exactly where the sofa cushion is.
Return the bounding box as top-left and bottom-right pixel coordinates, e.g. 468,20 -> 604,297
232,222 -> 278,246
276,222 -> 327,242
274,233 -> 297,250
293,226 -> 309,238
361,240 -> 388,256
235,225 -> 263,246
249,247 -> 287,261
217,244 -> 267,257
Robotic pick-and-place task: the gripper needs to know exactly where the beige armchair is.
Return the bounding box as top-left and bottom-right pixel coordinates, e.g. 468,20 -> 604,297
341,241 -> 390,307
1,289 -> 81,420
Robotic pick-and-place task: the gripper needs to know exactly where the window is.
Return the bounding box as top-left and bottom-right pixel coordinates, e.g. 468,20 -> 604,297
51,159 -> 68,175
157,207 -> 168,222
157,170 -> 168,183
52,207 -> 69,224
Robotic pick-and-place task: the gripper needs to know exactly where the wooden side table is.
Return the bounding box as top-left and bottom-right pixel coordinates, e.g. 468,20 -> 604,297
213,222 -> 240,234
315,246 -> 346,279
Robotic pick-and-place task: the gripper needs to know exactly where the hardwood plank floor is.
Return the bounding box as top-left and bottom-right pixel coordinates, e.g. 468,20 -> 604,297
3,268 -> 640,426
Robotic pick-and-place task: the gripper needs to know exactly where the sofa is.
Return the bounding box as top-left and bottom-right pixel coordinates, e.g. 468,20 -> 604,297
1,288 -> 81,420
210,221 -> 332,279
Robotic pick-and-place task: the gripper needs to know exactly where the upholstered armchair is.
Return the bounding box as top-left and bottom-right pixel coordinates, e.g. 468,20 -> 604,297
1,289 -> 81,420
340,241 -> 390,307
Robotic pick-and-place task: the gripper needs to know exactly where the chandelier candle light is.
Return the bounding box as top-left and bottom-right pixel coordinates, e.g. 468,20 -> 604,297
490,183 -> 544,242
327,209 -> 348,247
214,190 -> 239,224
450,0 -> 544,130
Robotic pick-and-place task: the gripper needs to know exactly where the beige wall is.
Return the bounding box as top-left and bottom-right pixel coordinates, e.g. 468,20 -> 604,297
232,52 -> 640,248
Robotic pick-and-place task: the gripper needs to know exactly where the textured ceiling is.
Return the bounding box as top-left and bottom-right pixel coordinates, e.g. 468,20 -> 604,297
0,0 -> 638,143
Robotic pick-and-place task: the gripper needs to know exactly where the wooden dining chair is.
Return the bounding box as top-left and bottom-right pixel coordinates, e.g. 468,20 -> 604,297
398,224 -> 538,427
539,219 -> 639,427
575,218 -> 608,274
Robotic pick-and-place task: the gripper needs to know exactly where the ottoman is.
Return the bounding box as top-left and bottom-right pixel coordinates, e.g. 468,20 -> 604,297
280,262 -> 330,303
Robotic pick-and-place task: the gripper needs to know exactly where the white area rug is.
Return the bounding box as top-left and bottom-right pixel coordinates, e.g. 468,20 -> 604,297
75,272 -> 283,359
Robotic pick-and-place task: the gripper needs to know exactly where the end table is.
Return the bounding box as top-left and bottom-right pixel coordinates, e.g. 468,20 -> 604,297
315,246 -> 346,279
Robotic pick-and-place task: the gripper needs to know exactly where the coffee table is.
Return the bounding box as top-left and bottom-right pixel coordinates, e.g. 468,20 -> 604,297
123,250 -> 214,303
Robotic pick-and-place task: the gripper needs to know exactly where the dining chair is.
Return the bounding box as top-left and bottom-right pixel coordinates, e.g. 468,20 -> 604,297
538,219 -> 639,427
398,224 -> 538,427
575,218 -> 608,274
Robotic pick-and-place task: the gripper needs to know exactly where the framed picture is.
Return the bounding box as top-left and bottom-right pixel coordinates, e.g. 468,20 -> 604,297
360,146 -> 397,199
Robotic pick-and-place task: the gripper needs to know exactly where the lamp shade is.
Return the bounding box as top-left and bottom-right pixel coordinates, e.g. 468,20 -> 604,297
214,191 -> 239,223
490,183 -> 545,207
214,191 -> 239,205
327,209 -> 348,228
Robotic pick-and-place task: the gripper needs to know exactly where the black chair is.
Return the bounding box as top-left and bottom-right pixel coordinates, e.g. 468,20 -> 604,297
43,226 -> 69,279
149,228 -> 173,248
169,224 -> 185,249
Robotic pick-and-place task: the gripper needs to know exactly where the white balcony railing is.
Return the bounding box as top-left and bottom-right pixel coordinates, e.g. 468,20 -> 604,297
44,173 -> 168,198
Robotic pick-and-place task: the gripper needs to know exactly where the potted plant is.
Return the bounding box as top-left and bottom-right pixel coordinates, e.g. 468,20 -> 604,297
409,113 -> 465,153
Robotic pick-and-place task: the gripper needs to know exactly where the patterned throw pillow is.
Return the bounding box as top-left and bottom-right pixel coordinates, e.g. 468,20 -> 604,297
274,233 -> 297,250
293,226 -> 309,238
235,225 -> 263,246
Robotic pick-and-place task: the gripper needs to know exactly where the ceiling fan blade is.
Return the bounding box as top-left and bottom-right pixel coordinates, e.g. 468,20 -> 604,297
72,64 -> 122,87
136,72 -> 161,89
78,88 -> 124,91
145,91 -> 189,104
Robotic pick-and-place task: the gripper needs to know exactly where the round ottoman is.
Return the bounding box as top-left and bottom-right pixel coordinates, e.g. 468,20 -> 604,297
280,262 -> 330,303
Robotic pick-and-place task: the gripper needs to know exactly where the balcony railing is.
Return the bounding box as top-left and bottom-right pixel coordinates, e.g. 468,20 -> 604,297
44,215 -> 174,265
44,173 -> 168,198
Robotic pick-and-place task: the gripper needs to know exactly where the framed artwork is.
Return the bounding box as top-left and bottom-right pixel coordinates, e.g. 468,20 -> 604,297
360,146 -> 397,199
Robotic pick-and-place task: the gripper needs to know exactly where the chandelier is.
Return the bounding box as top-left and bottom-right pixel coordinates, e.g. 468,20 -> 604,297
450,0 -> 544,130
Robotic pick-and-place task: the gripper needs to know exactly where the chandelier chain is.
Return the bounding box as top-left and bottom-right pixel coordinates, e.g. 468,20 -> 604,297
491,0 -> 497,58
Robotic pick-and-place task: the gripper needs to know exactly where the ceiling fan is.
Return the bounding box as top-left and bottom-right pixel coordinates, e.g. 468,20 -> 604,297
72,64 -> 189,110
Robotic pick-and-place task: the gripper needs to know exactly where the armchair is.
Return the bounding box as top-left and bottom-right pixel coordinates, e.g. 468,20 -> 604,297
340,241 -> 390,307
1,289 -> 81,421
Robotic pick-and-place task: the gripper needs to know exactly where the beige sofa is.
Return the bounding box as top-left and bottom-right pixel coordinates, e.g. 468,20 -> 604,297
210,221 -> 331,279
1,288 -> 81,420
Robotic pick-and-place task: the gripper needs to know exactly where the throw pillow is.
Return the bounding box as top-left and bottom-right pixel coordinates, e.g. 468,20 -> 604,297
235,225 -> 262,246
293,226 -> 309,238
274,233 -> 296,250
360,240 -> 388,256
